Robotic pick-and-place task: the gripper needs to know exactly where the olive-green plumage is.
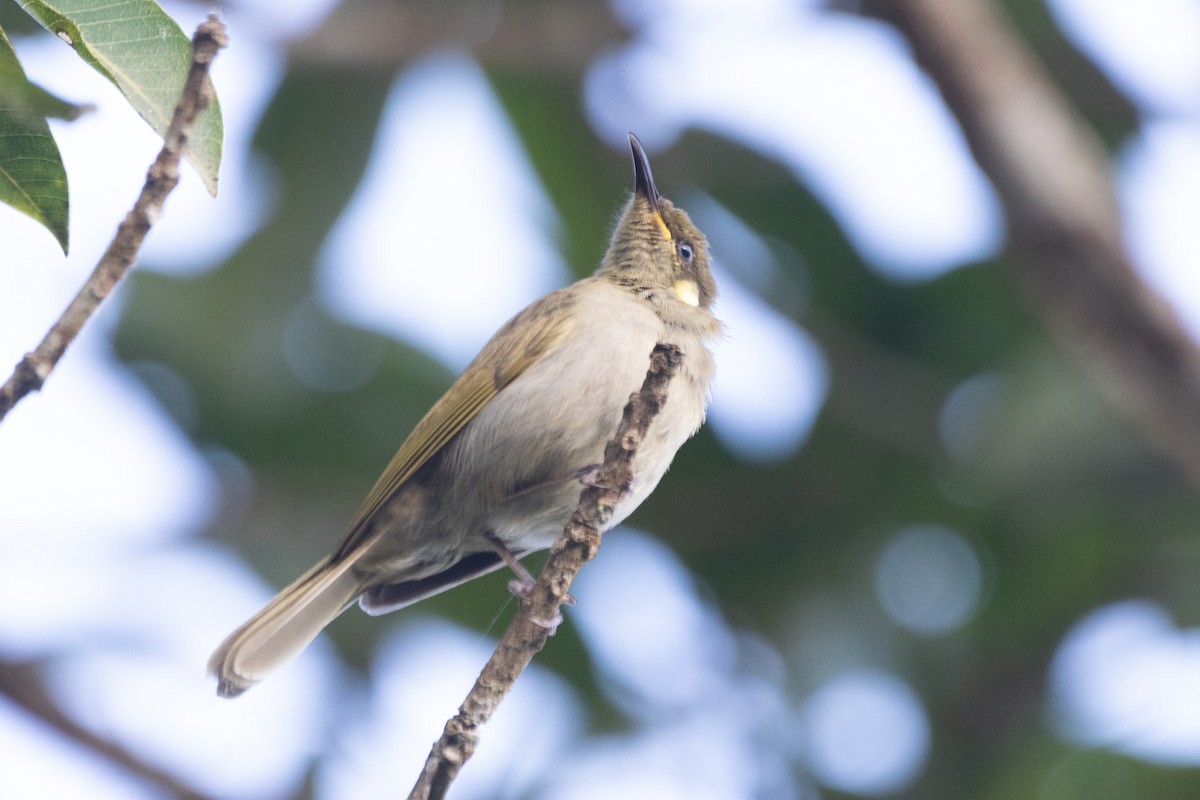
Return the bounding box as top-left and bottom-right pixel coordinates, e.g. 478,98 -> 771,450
208,134 -> 721,697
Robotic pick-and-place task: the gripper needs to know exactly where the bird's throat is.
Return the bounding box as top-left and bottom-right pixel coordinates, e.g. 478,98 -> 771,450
673,279 -> 700,307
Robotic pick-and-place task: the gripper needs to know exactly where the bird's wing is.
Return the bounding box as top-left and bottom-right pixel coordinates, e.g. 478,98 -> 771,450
333,288 -> 578,559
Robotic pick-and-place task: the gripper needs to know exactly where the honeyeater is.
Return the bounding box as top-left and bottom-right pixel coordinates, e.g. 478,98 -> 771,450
208,133 -> 720,697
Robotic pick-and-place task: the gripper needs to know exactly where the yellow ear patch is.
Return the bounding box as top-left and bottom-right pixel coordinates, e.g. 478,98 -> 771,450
673,279 -> 700,307
653,210 -> 673,240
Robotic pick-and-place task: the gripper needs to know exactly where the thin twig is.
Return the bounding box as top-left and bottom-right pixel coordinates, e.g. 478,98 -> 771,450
0,658 -> 218,800
407,343 -> 685,800
862,0 -> 1200,489
0,15 -> 228,423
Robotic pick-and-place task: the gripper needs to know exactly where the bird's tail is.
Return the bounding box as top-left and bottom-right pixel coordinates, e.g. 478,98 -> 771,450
207,555 -> 363,697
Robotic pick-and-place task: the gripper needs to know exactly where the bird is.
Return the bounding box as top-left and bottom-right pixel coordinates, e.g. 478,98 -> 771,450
208,133 -> 720,697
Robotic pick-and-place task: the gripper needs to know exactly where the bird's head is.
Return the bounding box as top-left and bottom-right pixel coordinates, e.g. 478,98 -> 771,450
599,133 -> 717,311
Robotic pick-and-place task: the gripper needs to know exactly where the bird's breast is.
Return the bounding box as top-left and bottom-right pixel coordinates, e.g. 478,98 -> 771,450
439,284 -> 716,551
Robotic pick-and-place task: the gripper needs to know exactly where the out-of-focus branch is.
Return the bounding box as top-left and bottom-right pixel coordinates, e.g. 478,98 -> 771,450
0,658 -> 216,800
864,0 -> 1200,489
407,343 -> 684,800
0,16 -> 228,423
289,0 -> 626,73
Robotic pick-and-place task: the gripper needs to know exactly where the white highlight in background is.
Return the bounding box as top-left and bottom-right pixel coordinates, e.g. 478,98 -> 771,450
1050,600 -> 1200,765
1120,122 -> 1200,344
875,525 -> 984,636
1048,0 -> 1200,116
801,670 -> 931,795
320,619 -> 583,800
709,268 -> 827,462
319,53 -> 568,370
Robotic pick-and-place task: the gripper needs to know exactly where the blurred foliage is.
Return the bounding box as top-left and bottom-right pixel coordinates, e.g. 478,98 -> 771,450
100,0 -> 1200,797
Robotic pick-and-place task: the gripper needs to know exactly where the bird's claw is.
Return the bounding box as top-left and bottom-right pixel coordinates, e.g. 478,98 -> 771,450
508,577 -> 535,599
529,611 -> 563,634
507,579 -> 573,634
507,578 -> 575,607
576,464 -> 635,501
575,463 -> 608,488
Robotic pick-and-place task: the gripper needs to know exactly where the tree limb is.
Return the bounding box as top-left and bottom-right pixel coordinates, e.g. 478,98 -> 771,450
0,15 -> 228,423
289,1 -> 625,74
0,658 -> 217,800
407,342 -> 684,800
861,0 -> 1200,490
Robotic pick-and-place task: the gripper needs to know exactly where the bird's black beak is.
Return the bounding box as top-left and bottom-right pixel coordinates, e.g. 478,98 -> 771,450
629,132 -> 660,211
629,132 -> 671,239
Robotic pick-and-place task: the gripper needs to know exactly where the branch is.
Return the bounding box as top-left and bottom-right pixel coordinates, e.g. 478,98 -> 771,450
407,343 -> 685,800
0,15 -> 228,423
0,658 -> 217,800
289,2 -> 624,74
861,0 -> 1200,489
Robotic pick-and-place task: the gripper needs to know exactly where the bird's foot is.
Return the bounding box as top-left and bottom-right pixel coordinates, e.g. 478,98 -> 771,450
485,530 -> 575,607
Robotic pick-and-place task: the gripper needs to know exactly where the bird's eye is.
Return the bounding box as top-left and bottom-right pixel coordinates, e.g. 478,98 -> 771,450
678,241 -> 694,263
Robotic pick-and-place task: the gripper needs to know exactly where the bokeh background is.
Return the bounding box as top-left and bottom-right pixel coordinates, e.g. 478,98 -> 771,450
3,0 -> 1200,798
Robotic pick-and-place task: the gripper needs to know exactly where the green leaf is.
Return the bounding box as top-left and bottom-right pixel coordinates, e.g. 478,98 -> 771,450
0,25 -> 69,253
17,0 -> 223,195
